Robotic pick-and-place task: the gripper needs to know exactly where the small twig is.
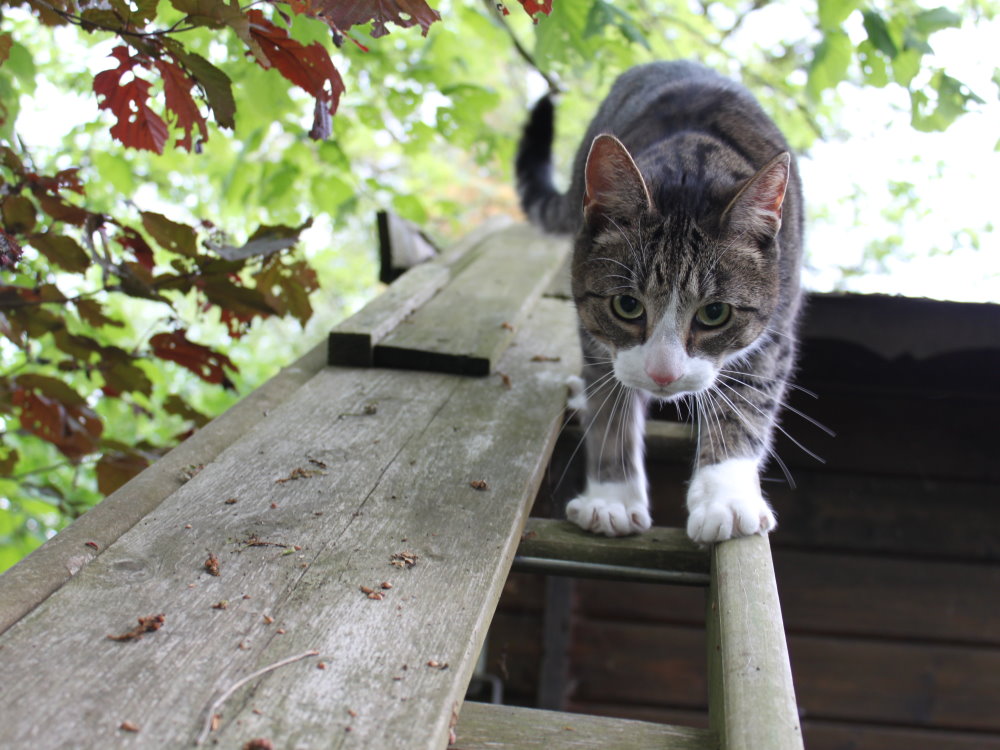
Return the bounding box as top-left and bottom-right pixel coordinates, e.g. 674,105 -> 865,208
194,649 -> 320,746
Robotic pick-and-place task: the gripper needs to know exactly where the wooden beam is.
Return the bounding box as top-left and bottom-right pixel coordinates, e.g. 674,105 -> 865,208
454,701 -> 718,750
707,535 -> 803,750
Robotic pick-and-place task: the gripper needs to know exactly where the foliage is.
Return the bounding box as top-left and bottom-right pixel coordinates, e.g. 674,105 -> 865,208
0,0 -> 992,570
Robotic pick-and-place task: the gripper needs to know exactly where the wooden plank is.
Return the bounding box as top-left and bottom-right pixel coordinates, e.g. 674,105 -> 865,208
376,223 -> 571,375
707,535 -> 803,750
328,216 -> 512,367
454,701 -> 717,750
328,261 -> 451,366
517,518 -> 708,580
0,297 -> 581,749
0,340 -> 328,636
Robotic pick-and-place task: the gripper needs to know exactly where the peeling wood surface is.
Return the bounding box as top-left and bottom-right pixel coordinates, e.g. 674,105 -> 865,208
0,279 -> 579,746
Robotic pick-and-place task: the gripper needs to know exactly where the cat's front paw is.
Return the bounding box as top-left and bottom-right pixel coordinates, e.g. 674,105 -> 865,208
686,458 -> 776,544
566,480 -> 651,537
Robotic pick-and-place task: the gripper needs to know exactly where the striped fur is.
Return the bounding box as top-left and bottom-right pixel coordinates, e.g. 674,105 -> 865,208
517,62 -> 804,543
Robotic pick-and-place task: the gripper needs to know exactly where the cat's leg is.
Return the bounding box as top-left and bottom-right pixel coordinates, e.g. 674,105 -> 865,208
686,338 -> 793,543
566,358 -> 652,537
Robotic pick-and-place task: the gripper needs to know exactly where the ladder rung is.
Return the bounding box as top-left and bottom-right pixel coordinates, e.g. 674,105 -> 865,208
455,701 -> 717,750
512,555 -> 710,585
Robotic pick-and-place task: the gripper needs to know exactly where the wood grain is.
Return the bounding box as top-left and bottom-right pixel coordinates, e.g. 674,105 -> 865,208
376,223 -> 571,375
0,296 -> 580,750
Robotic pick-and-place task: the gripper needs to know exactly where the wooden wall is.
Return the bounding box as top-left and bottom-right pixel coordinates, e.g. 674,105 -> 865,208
486,294 -> 1000,750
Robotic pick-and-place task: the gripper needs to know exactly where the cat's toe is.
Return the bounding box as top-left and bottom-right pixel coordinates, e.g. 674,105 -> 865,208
566,485 -> 650,537
686,498 -> 776,544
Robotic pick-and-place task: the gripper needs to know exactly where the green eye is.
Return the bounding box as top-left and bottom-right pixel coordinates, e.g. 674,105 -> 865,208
695,302 -> 732,328
611,295 -> 645,321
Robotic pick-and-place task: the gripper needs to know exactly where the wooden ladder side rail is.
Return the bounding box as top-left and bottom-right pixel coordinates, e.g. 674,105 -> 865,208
708,534 -> 804,750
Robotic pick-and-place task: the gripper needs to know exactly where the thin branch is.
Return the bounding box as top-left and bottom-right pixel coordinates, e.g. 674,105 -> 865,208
31,0 -> 199,39
481,0 -> 562,94
194,649 -> 320,746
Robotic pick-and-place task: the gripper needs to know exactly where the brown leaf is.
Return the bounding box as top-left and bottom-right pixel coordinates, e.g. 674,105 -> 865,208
28,231 -> 90,273
0,228 -> 22,271
315,0 -> 441,38
97,450 -> 151,495
2,195 -> 37,234
150,329 -> 238,386
141,211 -> 197,257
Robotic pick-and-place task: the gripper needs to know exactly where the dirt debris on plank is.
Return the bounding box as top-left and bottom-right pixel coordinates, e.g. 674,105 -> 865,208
107,614 -> 165,642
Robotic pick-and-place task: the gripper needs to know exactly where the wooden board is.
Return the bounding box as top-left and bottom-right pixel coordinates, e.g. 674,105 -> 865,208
376,223 -> 571,375
328,216 -> 510,367
0,297 -> 581,750
0,341 -> 328,636
454,701 -> 716,750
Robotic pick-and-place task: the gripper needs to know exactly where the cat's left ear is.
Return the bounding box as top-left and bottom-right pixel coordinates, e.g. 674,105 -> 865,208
723,152 -> 790,243
583,134 -> 653,228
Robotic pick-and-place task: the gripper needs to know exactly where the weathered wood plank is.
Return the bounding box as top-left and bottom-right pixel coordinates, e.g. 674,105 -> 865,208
516,518 -> 708,582
0,340 -> 328,636
707,535 -> 803,750
376,223 -> 571,375
0,297 -> 580,750
328,216 -> 511,367
454,701 -> 717,750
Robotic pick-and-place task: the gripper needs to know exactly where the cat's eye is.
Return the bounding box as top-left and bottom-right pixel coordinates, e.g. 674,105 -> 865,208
611,295 -> 645,321
695,302 -> 732,328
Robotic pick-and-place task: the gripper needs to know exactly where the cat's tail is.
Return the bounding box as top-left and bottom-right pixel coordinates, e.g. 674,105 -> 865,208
516,96 -> 575,233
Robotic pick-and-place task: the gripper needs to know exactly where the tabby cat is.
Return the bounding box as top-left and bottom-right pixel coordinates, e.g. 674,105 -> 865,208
516,61 -> 803,543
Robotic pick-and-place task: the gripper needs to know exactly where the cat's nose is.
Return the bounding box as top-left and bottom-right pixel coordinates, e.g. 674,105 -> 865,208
646,368 -> 680,386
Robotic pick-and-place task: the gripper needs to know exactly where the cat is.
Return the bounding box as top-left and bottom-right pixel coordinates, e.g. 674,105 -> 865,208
516,61 -> 803,543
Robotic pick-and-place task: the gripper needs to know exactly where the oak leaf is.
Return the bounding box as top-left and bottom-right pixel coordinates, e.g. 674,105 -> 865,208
155,58 -> 208,151
150,329 -> 238,387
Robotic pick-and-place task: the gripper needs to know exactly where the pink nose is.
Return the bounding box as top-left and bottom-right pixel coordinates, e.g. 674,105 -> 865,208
647,369 -> 680,386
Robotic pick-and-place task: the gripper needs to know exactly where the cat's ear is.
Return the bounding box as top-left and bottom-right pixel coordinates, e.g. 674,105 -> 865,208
583,134 -> 652,228
723,152 -> 790,243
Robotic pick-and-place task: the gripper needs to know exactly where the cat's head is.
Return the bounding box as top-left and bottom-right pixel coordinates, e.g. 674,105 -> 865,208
570,134 -> 791,401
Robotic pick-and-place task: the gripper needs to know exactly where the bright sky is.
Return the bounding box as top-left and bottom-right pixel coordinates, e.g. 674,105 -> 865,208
13,12 -> 1000,304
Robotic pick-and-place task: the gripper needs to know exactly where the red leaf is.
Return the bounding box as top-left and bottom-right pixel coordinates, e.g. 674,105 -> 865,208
154,58 -> 208,152
12,384 -> 103,461
28,168 -> 86,196
149,329 -> 238,386
116,226 -> 156,271
517,0 -> 552,20
246,10 -> 345,117
93,46 -> 168,154
315,0 -> 441,38
141,211 -> 197,257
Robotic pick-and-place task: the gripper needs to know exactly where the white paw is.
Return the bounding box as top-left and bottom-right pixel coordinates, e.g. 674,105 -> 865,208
566,480 -> 651,537
686,458 -> 776,544
566,375 -> 587,413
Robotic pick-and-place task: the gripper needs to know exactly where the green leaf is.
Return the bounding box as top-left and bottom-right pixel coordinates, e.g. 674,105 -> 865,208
818,0 -> 862,31
891,47 -> 922,87
857,41 -> 889,88
911,71 -> 983,132
173,49 -> 237,130
913,7 -> 962,35
807,30 -> 853,100
585,0 -> 650,49
862,10 -> 898,57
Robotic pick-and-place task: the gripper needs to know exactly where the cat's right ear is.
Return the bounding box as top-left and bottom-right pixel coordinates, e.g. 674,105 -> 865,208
583,135 -> 652,228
